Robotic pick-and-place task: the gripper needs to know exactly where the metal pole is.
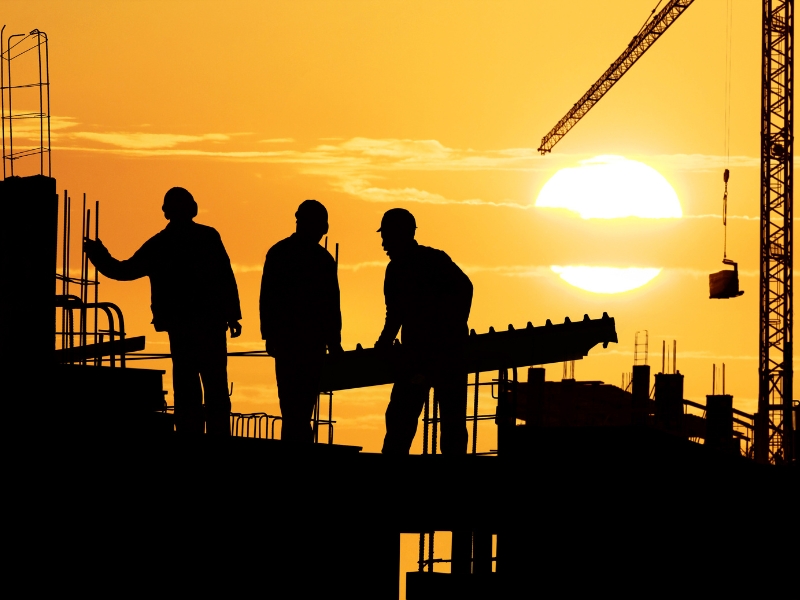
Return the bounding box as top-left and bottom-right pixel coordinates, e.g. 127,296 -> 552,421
472,372 -> 479,454
43,32 -> 50,176
431,392 -> 439,455
1,25 -> 6,179
422,395 -> 429,455
94,200 -> 99,353
7,33 -> 12,176
36,32 -> 43,175
673,340 -> 677,373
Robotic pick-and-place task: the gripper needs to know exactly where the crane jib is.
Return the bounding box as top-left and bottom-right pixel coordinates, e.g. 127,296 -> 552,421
537,0 -> 696,154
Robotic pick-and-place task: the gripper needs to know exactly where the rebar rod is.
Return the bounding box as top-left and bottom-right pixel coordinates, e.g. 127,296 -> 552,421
472,372 -> 480,454
431,393 -> 439,455
36,33 -> 43,175
94,201 -> 99,357
422,396 -> 429,455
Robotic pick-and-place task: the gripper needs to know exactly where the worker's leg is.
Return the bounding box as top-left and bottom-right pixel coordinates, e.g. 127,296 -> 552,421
168,329 -> 204,435
435,372 -> 469,455
381,381 -> 431,455
197,326 -> 231,437
275,351 -> 324,443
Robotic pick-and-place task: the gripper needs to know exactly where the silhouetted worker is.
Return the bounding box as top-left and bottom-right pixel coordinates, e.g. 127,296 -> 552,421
375,208 -> 473,455
83,187 -> 241,436
260,200 -> 343,443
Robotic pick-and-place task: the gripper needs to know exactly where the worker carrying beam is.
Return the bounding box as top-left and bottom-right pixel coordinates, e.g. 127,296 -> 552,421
259,200 -> 343,443
83,187 -> 242,436
375,209 -> 473,455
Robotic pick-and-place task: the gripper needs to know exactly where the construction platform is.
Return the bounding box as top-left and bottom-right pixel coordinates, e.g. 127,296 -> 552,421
10,424 -> 794,598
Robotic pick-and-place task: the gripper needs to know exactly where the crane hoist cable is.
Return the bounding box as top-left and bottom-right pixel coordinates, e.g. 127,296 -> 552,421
709,167 -> 743,299
707,0 -> 742,299
722,168 -> 729,260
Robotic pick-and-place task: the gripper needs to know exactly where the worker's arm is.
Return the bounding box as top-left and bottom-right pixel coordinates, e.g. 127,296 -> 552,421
323,258 -> 344,355
450,260 -> 473,324
375,262 -> 402,349
259,248 -> 278,354
212,231 -> 242,337
83,237 -> 149,281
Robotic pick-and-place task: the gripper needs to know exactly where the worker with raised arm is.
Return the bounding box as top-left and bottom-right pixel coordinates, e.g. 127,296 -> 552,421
375,208 -> 473,455
260,200 -> 343,443
83,187 -> 242,436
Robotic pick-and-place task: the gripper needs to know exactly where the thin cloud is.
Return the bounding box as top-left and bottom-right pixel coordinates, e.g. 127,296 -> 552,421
640,153 -> 761,171
71,131 -> 231,149
599,347 -> 757,361
49,120 -> 798,209
682,213 -> 761,221
338,261 -> 388,272
9,114 -> 79,139
234,260 -> 389,274
669,267 -> 759,278
462,264 -> 552,277
238,262 -> 766,279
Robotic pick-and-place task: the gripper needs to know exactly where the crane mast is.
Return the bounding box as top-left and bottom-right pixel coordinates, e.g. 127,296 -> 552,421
759,0 -> 793,464
537,1 -> 696,155
538,2 -> 795,463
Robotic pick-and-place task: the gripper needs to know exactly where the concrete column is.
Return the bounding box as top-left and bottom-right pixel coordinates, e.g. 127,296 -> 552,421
526,367 -> 545,426
705,394 -> 734,453
654,372 -> 684,435
631,365 -> 650,426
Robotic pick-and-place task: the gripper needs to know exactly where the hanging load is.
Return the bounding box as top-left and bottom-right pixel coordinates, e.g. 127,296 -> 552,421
710,258 -> 743,298
709,169 -> 744,299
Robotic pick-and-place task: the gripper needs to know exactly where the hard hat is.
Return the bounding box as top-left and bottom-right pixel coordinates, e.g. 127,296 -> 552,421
163,187 -> 198,219
377,208 -> 416,233
295,199 -> 328,222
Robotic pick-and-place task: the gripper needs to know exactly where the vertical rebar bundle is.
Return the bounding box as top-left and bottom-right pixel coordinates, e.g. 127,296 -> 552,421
1,27 -> 51,178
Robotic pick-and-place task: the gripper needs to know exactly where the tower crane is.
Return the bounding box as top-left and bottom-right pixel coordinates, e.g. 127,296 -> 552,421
538,0 -> 794,464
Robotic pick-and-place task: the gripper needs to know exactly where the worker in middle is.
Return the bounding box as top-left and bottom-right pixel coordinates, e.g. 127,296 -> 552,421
260,200 -> 343,443
375,208 -> 473,455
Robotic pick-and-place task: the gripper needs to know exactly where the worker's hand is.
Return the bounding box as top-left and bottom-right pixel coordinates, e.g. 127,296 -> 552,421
328,343 -> 345,358
83,237 -> 104,258
374,338 -> 395,355
228,320 -> 242,338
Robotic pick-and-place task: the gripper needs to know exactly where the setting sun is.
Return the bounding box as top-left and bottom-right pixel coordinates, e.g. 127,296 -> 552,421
536,156 -> 679,294
551,266 -> 662,294
535,155 -> 682,219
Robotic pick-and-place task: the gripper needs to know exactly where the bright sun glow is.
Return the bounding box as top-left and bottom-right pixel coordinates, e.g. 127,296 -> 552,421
535,155 -> 682,219
551,266 -> 662,294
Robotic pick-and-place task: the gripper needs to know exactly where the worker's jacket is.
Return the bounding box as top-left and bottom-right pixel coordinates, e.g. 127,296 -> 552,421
89,221 -> 241,332
377,241 -> 473,354
259,233 -> 342,354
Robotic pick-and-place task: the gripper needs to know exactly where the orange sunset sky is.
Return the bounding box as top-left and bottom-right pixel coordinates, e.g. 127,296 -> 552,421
6,0 -> 793,453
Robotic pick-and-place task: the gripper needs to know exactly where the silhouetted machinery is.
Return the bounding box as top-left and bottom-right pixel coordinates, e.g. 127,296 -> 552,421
320,313 -> 617,391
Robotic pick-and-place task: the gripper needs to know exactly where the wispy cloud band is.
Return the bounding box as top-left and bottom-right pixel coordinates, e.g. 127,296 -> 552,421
28,116 -> 798,211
